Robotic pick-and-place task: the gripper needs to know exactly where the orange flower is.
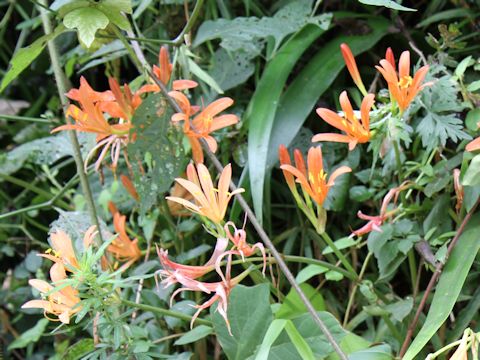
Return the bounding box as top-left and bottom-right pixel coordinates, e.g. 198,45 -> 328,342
169,93 -> 239,163
280,146 -> 351,207
340,43 -> 367,95
166,163 -> 244,224
107,202 -> 141,269
314,91 -> 375,150
22,263 -> 81,324
39,227 -> 96,271
120,174 -> 139,201
153,46 -> 198,91
375,50 -> 430,112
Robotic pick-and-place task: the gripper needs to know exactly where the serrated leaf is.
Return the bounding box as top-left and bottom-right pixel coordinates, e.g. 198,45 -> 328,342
63,7 -> 109,48
8,319 -> 49,350
0,25 -> 66,92
128,93 -> 186,214
358,0 -> 416,11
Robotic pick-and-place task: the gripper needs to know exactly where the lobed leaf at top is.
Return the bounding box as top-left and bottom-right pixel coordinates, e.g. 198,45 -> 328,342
194,0 -> 331,57
127,93 -> 186,215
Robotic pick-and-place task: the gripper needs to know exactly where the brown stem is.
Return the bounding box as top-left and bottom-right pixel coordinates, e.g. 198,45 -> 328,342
399,199 -> 480,357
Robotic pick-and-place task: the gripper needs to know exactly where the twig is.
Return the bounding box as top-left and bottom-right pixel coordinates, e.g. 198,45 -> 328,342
116,27 -> 348,360
399,199 -> 480,357
396,16 -> 428,65
38,0 -> 104,245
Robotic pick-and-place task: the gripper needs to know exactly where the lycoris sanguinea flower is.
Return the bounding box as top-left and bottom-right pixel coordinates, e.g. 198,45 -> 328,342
314,91 -> 375,150
375,50 -> 430,112
169,92 -> 239,163
166,163 -> 244,224
280,146 -> 351,207
22,263 -> 81,324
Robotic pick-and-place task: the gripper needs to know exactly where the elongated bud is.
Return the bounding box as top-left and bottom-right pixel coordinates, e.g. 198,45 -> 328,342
385,47 -> 395,68
453,169 -> 463,214
278,145 -> 296,190
340,43 -> 367,95
121,175 -> 139,201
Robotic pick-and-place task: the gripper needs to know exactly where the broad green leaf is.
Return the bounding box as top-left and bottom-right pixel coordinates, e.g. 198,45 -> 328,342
211,284 -> 273,360
246,23 -> 330,222
64,339 -> 95,360
187,58 -> 224,94
63,7 -> 109,48
210,48 -> 256,91
455,56 -> 473,78
323,237 -> 358,255
462,154 -> 480,186
348,344 -> 393,360
358,0 -> 416,11
284,321 -> 316,360
174,325 -> 213,345
0,25 -> 66,92
276,283 -> 325,319
327,332 -> 370,359
255,319 -> 288,360
257,312 -> 346,360
448,286 -> 480,341
465,108 -> 480,131
128,93 -> 186,214
8,318 -> 49,350
403,213 -> 480,360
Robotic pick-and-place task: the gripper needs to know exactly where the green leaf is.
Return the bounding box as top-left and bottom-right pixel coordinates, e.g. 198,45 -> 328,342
295,264 -> 328,284
194,1 -> 331,56
254,312 -> 346,360
211,284 -> 273,360
463,154 -> 480,186
8,319 -> 49,350
63,7 -> 109,48
403,213 -> 480,360
455,55 -> 473,78
210,48 -> 256,91
174,325 -> 213,345
187,58 -> 224,94
255,319 -> 288,360
276,283 -> 325,319
358,0 -> 416,11
326,332 -> 371,359
0,25 -> 66,92
265,15 -> 390,169
245,23 -> 330,222
128,93 -> 186,214
416,8 -> 473,28
284,320 -> 316,360
63,339 -> 95,360
347,344 -> 393,360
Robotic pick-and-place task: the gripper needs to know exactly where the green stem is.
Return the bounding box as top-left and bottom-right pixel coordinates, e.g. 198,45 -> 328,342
38,0 -> 104,245
121,299 -> 212,326
309,230 -> 358,280
407,249 -> 417,295
0,114 -> 50,123
392,139 -> 404,182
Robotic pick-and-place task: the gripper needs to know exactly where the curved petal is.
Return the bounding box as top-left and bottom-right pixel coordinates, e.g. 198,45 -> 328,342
327,165 -> 352,187
173,80 -> 198,90
385,47 -> 395,68
339,91 -> 355,123
209,114 -> 238,132
466,136 -> 480,152
316,108 -> 349,133
398,51 -> 410,79
166,196 -> 201,214
312,133 -> 351,144
21,299 -> 52,310
360,93 -> 375,129
29,279 -> 53,293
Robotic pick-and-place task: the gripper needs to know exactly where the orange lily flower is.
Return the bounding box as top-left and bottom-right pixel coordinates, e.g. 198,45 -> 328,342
22,263 -> 81,324
340,43 -> 367,95
39,227 -> 96,271
314,91 -> 375,151
352,182 -> 410,237
107,202 -> 142,270
169,92 -> 238,163
166,163 -> 244,224
153,46 -> 198,91
375,50 -> 430,112
280,146 -> 351,207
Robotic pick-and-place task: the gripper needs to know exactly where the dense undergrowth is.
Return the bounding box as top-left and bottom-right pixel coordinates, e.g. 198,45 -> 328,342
1,0 -> 480,359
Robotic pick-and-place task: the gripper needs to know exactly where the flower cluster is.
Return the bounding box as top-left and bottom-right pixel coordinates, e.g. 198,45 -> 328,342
160,163 -> 266,332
